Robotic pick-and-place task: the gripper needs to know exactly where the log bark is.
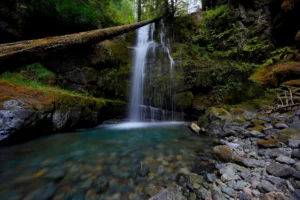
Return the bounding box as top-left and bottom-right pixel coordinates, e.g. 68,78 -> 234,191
0,18 -> 159,70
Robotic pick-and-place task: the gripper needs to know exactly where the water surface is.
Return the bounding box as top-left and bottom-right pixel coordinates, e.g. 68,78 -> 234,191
0,123 -> 213,199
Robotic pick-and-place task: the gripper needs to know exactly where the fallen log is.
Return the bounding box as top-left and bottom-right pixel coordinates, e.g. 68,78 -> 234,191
0,18 -> 159,70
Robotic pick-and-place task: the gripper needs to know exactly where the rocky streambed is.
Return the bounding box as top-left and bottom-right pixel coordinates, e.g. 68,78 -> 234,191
180,107 -> 300,200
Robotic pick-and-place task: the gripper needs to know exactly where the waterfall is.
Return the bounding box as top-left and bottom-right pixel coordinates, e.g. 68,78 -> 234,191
129,24 -> 153,121
128,20 -> 181,122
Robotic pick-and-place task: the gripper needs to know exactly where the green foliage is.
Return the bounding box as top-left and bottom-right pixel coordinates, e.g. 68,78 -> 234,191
22,0 -> 135,29
262,47 -> 294,66
175,92 -> 194,108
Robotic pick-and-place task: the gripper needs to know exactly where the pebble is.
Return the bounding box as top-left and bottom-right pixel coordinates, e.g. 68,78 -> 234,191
32,182 -> 56,200
211,188 -> 226,200
238,192 -> 251,200
275,123 -> 289,129
233,181 -> 249,191
257,180 -> 277,193
205,173 -> 216,183
221,187 -> 234,197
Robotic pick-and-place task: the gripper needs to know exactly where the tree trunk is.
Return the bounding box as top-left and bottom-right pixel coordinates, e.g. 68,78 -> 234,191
137,0 -> 142,21
0,18 -> 159,71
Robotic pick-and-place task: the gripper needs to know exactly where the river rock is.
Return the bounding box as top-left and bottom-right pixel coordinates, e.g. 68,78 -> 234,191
176,173 -> 189,187
266,163 -> 295,177
260,192 -> 289,200
139,162 -> 150,177
276,155 -> 295,165
149,187 -> 186,200
189,122 -> 200,134
258,116 -> 271,123
213,145 -> 232,162
250,130 -> 265,138
257,139 -> 278,148
205,173 -> 216,183
241,158 -> 266,168
211,188 -> 226,200
64,189 -> 85,200
291,189 -> 300,200
233,181 -> 249,191
269,149 -> 290,158
294,162 -> 300,171
288,139 -> 300,149
275,123 -> 289,129
257,180 -> 277,193
94,176 -> 109,193
292,150 -> 300,159
221,187 -> 234,197
238,192 -> 251,200
32,182 -> 56,200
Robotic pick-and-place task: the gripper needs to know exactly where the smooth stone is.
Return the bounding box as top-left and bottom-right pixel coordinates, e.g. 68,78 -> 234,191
32,182 -> 56,200
252,189 -> 260,197
197,187 -> 209,199
266,162 -> 294,177
238,192 -> 251,200
295,162 -> 300,171
276,155 -> 295,165
291,189 -> 300,200
241,158 -> 265,168
157,165 -> 165,175
288,139 -> 300,149
189,173 -> 204,186
94,177 -> 109,193
213,145 -> 232,162
205,173 -> 216,183
240,170 -> 251,182
182,188 -> 190,197
250,130 -> 265,138
243,187 -> 252,197
258,116 -> 271,123
269,149 -> 290,158
264,124 -> 273,130
257,180 -> 277,193
275,123 -> 289,129
233,181 -> 249,191
221,187 -> 234,197
189,192 -> 196,200
189,122 -> 201,134
220,173 -> 239,182
81,179 -> 93,190
266,176 -> 284,185
211,188 -> 226,200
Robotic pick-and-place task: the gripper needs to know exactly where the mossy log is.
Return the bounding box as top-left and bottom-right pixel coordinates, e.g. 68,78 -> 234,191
0,19 -> 158,70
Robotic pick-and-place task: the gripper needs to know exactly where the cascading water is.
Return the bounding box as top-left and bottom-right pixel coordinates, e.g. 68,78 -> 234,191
128,24 -> 153,121
129,20 -> 180,122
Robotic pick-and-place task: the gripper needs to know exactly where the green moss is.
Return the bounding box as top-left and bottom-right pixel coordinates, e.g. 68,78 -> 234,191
215,108 -> 230,117
251,119 -> 266,125
251,125 -> 264,132
230,118 -> 246,123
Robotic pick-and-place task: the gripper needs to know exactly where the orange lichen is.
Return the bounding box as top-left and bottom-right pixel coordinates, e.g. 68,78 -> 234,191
252,62 -> 300,87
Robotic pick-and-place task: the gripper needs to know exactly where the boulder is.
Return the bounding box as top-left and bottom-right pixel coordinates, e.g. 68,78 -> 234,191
213,145 -> 232,162
288,139 -> 300,149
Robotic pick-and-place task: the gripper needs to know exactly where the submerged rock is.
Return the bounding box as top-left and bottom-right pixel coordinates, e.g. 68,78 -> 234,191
32,182 -> 56,200
94,176 -> 109,193
139,162 -> 150,177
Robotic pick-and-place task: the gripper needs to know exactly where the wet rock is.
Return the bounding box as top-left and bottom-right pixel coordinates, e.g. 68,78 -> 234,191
291,189 -> 300,200
189,192 -> 196,200
189,173 -> 204,187
211,188 -> 225,200
257,180 -> 277,193
44,168 -> 66,181
213,145 -> 232,162
276,155 -> 295,165
139,162 -> 150,177
257,139 -> 278,148
81,179 -> 93,190
182,188 -> 190,197
238,192 -> 251,200
221,187 -> 234,197
275,123 -> 288,129
266,163 -> 294,177
157,165 -> 164,175
94,176 -> 109,193
64,189 -> 85,200
32,182 -> 56,200
205,173 -> 216,183
288,139 -> 300,149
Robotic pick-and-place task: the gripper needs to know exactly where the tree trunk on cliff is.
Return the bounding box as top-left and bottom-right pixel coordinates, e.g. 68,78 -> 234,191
0,18 -> 159,72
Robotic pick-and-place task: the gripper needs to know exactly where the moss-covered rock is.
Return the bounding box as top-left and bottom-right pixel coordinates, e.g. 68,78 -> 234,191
0,80 -> 126,141
257,139 -> 279,148
213,145 -> 232,162
251,125 -> 264,132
